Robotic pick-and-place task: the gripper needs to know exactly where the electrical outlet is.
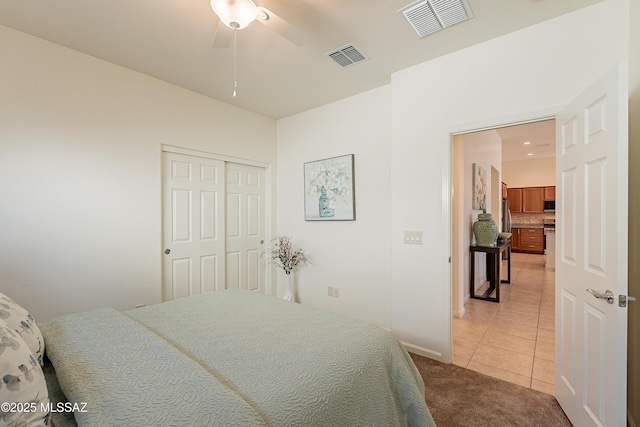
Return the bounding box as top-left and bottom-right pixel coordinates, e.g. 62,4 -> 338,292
328,286 -> 334,297
333,287 -> 339,298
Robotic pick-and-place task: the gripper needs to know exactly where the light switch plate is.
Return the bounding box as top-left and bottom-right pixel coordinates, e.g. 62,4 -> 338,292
404,230 -> 423,245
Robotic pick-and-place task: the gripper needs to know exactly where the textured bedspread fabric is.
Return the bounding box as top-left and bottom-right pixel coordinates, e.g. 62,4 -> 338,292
41,291 -> 435,427
40,307 -> 268,426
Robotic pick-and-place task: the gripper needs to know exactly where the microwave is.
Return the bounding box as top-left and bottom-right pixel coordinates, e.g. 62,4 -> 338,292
544,199 -> 555,212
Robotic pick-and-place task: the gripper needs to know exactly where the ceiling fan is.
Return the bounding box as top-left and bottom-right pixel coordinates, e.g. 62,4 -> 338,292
209,0 -> 308,48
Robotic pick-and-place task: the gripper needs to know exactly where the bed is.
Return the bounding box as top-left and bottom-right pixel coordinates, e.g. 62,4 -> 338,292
6,290 -> 435,426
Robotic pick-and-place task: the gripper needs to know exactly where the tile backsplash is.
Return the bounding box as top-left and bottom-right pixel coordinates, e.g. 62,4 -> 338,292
512,213 -> 555,226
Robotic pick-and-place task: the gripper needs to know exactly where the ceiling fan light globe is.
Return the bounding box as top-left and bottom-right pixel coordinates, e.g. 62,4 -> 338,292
210,0 -> 258,30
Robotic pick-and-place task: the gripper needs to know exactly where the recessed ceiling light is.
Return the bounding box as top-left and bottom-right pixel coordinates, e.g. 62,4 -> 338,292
523,141 -> 531,145
527,153 -> 534,156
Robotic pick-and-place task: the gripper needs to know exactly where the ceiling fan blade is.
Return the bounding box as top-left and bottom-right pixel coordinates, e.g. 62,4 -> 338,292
211,19 -> 233,48
255,6 -> 308,47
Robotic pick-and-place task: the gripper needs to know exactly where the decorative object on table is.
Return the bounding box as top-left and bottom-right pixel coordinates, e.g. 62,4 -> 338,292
304,154 -> 355,221
472,163 -> 487,210
473,209 -> 498,247
265,236 -> 308,301
497,232 -> 512,243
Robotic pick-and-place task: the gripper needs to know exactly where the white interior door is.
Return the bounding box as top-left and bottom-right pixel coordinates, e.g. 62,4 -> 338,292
162,152 -> 225,300
225,162 -> 266,292
555,64 -> 628,427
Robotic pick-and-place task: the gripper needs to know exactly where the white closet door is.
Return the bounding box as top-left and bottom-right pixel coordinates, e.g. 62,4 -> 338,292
162,152 -> 225,300
225,162 -> 266,292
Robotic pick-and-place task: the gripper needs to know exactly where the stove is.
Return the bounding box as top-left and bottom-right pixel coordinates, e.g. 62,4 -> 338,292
543,218 -> 556,269
543,218 -> 555,231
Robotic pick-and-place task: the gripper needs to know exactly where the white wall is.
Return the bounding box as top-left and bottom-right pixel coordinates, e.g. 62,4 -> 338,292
276,86 -> 392,328
502,157 -> 556,188
391,0 -> 628,360
0,26 -> 277,321
452,130 -> 502,317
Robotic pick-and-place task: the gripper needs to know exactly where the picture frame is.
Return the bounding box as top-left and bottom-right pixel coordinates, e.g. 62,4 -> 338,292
472,163 -> 487,210
304,154 -> 355,221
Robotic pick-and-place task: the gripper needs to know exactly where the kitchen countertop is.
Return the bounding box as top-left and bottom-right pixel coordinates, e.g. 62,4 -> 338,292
512,223 -> 544,228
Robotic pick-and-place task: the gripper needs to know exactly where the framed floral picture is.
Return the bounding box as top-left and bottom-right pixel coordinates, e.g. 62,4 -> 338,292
304,154 -> 355,221
472,163 -> 487,210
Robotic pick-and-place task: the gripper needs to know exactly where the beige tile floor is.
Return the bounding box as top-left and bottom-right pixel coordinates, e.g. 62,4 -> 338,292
453,252 -> 556,395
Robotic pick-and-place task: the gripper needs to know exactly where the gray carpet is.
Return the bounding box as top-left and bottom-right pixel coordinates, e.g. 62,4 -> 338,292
410,353 -> 573,427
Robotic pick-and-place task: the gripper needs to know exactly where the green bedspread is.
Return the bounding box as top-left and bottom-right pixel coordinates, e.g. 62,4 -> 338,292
41,290 -> 435,426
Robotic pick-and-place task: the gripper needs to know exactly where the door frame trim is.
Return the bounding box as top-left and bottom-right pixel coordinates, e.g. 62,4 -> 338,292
161,144 -> 269,168
160,145 -> 274,296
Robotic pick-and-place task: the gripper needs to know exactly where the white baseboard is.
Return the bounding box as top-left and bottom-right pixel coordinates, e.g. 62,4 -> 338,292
453,294 -> 472,318
401,341 -> 448,363
453,306 -> 465,318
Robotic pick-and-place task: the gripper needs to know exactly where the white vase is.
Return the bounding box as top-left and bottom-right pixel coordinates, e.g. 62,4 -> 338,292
282,272 -> 295,302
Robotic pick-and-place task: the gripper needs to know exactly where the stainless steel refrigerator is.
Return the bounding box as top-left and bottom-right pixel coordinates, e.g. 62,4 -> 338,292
502,199 -> 511,232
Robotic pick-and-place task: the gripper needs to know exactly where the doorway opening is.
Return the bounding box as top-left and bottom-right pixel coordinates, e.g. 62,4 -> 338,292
451,118 -> 556,395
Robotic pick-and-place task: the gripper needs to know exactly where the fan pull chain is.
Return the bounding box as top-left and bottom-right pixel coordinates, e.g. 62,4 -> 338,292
233,28 -> 238,98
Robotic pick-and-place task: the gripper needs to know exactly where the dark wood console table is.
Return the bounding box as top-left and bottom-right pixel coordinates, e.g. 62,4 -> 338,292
469,240 -> 511,303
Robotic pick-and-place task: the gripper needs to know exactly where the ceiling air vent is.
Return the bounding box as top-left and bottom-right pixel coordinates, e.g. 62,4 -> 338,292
326,44 -> 369,68
399,0 -> 473,39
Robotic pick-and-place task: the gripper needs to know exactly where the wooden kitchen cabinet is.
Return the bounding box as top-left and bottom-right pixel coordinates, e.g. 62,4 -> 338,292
507,188 -> 523,213
522,187 -> 544,213
507,186 -> 552,213
544,186 -> 556,200
511,228 -> 521,251
516,228 -> 544,254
